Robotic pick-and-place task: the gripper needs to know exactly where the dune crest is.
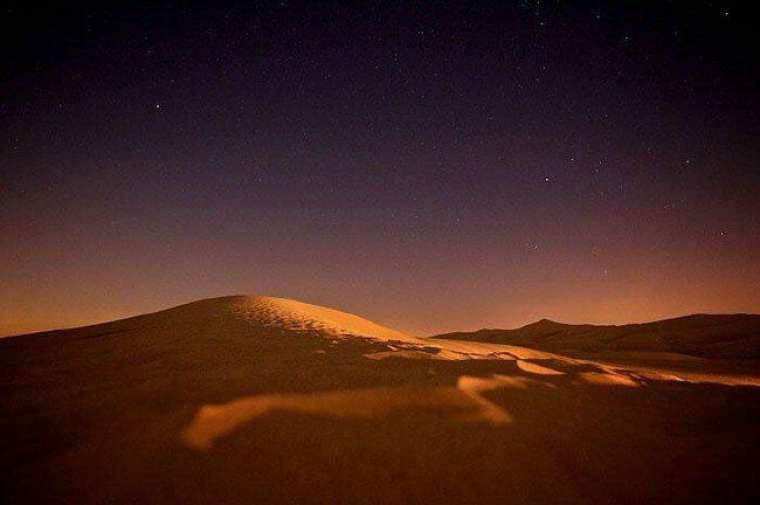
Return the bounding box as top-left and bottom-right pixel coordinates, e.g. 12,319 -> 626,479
233,296 -> 419,342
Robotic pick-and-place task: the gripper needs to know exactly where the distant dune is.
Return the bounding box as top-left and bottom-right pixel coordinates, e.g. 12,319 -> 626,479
434,314 -> 760,359
2,296 -> 759,504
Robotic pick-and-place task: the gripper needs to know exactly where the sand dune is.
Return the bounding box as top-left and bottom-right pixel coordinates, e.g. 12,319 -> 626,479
434,314 -> 760,359
2,295 -> 759,504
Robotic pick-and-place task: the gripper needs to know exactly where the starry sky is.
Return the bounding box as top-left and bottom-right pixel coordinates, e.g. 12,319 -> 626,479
2,1 -> 759,336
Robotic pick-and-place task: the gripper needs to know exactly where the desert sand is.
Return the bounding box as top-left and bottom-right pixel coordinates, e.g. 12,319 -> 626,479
1,295 -> 759,504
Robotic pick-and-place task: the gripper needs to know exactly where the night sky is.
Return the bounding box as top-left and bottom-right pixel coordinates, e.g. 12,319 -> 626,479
2,1 -> 759,336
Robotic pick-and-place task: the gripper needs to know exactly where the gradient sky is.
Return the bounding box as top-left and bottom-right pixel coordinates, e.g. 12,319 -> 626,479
2,1 -> 759,336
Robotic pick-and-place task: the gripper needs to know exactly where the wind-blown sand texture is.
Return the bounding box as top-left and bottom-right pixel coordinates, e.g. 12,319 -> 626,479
1,295 -> 759,504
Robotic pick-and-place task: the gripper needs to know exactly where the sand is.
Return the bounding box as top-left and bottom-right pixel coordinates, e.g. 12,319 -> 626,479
1,295 -> 759,504
434,313 -> 760,359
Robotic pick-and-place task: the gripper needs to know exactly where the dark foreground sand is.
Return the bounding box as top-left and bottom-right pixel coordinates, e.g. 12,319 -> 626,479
1,296 -> 758,504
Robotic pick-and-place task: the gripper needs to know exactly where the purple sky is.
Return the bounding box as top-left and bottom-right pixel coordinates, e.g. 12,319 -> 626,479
2,1 -> 759,336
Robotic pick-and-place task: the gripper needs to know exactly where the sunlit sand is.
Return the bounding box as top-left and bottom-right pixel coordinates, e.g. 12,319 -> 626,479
182,377 -> 520,450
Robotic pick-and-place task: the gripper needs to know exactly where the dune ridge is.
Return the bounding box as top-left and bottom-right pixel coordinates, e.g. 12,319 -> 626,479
230,296 -> 418,342
434,313 -> 760,359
